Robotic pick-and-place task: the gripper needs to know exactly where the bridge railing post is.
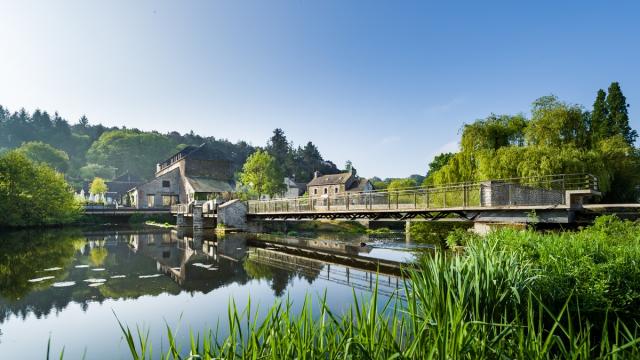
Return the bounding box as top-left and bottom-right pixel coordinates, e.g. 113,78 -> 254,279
346,193 -> 350,210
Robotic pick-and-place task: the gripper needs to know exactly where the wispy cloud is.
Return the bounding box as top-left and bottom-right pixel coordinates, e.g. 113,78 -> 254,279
380,135 -> 401,145
423,97 -> 465,116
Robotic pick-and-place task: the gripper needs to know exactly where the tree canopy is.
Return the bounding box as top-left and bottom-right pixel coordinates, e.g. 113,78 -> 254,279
426,82 -> 639,202
89,177 -> 108,196
0,151 -> 81,227
15,141 -> 70,173
239,150 -> 286,197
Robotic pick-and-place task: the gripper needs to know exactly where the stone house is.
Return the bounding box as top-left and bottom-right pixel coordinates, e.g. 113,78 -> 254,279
283,177 -> 307,198
306,168 -> 374,197
127,144 -> 235,209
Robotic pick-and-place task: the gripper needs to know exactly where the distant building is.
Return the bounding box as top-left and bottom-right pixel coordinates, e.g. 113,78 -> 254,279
283,177 -> 307,198
127,144 -> 235,209
77,172 -> 143,205
306,168 -> 373,197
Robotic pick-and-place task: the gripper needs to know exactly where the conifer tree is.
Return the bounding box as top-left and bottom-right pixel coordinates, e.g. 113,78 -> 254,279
591,89 -> 609,142
606,82 -> 637,145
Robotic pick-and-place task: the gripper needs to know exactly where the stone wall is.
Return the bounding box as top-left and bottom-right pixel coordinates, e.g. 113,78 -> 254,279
218,199 -> 248,230
131,168 -> 181,208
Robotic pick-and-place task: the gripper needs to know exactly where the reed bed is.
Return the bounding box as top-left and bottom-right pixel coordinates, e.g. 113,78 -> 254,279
113,217 -> 640,359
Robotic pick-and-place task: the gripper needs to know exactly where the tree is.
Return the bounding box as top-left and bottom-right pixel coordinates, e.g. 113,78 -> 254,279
240,150 -> 285,198
79,163 -> 116,180
344,160 -> 353,172
606,82 -> 637,145
90,177 -> 108,200
0,151 -> 81,226
87,129 -> 177,179
426,153 -> 454,178
266,128 -> 294,176
591,89 -> 609,142
525,95 -> 590,149
16,141 -> 70,173
387,178 -> 418,191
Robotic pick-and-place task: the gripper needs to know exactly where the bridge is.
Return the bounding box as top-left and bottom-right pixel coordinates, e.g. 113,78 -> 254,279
170,174 -> 638,231
246,174 -> 602,224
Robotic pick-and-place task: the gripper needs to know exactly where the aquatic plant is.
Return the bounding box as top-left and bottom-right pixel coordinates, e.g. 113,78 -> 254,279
115,222 -> 640,359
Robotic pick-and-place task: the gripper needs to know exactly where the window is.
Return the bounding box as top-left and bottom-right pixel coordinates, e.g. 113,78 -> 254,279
314,189 -> 318,195
147,194 -> 155,207
162,180 -> 170,188
324,188 -> 328,194
162,195 -> 172,206
335,187 -> 339,193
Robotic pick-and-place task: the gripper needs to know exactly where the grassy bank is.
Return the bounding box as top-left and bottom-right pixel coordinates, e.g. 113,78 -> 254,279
112,215 -> 640,359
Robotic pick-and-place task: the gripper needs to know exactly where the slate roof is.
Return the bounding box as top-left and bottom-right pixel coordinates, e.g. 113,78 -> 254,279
307,172 -> 354,187
347,178 -> 372,192
185,177 -> 235,193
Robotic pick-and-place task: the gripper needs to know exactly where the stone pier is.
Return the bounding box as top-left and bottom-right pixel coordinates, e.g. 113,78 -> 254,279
192,205 -> 204,230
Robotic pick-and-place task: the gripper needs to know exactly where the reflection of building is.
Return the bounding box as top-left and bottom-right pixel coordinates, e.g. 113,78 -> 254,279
127,144 -> 235,209
307,168 -> 373,198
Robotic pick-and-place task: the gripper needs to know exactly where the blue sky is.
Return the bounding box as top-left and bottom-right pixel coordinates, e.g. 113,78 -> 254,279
1,1 -> 639,178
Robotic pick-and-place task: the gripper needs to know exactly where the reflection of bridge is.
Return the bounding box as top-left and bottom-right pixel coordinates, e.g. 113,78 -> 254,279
247,174 -> 602,224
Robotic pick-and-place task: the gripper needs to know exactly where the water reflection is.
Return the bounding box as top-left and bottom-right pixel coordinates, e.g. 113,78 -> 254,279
0,227 -> 410,358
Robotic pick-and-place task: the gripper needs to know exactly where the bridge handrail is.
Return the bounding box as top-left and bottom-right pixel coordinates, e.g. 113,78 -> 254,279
246,173 -> 598,214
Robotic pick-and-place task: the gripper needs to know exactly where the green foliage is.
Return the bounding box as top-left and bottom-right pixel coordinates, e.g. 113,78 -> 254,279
428,84 -> 640,201
79,163 -> 116,180
16,141 -> 70,173
87,130 -> 178,179
240,150 -> 286,197
606,82 -> 637,145
0,151 -> 82,227
386,178 -> 417,191
89,177 -> 108,196
118,225 -> 640,358
591,89 -> 609,143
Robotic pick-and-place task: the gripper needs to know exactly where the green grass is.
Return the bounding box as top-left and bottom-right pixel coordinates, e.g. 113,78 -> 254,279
114,216 -> 640,359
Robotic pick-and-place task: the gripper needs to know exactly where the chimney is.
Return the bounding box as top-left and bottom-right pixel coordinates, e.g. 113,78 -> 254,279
313,171 -> 321,179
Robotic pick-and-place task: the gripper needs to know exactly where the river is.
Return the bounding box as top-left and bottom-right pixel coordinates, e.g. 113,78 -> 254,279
0,226 -> 428,359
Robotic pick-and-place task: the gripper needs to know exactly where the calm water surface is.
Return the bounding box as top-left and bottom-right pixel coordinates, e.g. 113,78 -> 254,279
0,227 -> 423,359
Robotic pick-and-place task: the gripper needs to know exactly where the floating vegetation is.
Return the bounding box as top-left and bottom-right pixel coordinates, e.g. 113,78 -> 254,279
83,278 -> 106,283
138,274 -> 162,279
192,263 -> 213,269
52,281 -> 76,287
88,282 -> 104,287
28,276 -> 55,283
110,275 -> 126,279
91,268 -> 106,272
42,267 -> 63,272
74,265 -> 90,268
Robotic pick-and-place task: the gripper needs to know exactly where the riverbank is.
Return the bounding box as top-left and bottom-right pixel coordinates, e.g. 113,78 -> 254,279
116,215 -> 640,359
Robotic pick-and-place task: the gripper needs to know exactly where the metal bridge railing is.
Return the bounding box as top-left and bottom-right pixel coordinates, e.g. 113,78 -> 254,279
247,173 -> 598,214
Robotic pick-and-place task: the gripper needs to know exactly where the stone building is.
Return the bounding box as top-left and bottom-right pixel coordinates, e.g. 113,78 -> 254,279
306,168 -> 374,197
128,144 -> 235,209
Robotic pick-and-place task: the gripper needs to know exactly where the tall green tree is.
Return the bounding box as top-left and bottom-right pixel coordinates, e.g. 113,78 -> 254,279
606,82 -> 637,145
240,150 -> 285,198
266,128 -> 294,176
525,95 -> 590,149
90,177 -> 108,198
591,89 -> 609,142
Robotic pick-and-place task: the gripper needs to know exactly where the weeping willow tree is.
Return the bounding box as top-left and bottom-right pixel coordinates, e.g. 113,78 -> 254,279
427,90 -> 640,202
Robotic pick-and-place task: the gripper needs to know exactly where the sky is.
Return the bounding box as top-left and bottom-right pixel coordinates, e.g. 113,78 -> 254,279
1,0 -> 639,178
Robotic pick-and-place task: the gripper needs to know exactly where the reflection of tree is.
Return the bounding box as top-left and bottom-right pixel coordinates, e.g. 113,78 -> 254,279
243,256 -> 321,297
0,229 -> 80,300
89,247 -> 108,266
243,259 -> 274,280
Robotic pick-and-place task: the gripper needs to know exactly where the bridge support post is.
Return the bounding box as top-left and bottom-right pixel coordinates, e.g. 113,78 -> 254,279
193,205 -> 204,231
176,213 -> 186,227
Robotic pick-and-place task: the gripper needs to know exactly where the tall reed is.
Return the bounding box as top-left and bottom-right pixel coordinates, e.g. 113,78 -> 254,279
116,234 -> 640,359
